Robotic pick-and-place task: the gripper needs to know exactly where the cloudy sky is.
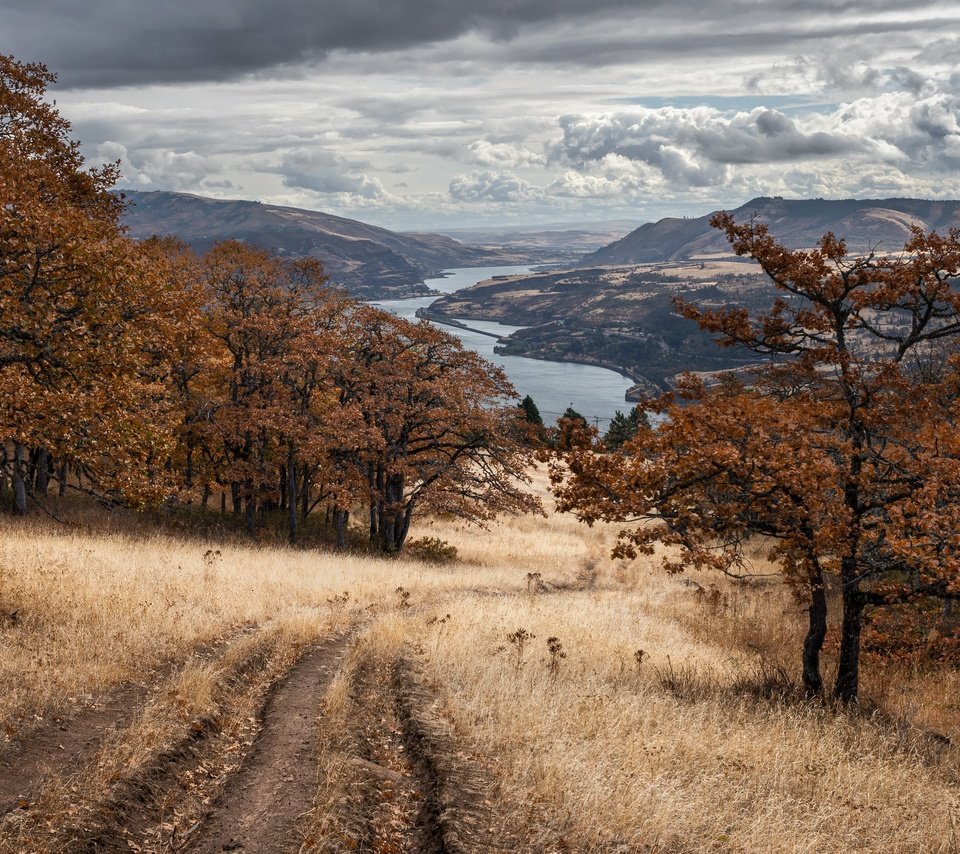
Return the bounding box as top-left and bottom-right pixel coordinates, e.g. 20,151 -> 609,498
3,0 -> 960,230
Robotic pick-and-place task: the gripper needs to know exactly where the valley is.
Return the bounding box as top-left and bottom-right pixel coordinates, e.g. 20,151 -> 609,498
120,191 -> 555,300
424,260 -> 772,396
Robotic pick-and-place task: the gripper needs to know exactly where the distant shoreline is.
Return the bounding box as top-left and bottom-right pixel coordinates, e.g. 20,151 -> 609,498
415,307 -> 654,402
414,308 -> 505,340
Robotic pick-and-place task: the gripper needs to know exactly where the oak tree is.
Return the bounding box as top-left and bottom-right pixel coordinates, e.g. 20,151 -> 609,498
0,53 -> 187,511
554,215 -> 960,702
332,306 -> 542,553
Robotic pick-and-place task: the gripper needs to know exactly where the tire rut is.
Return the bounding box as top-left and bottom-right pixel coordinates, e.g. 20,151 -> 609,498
390,657 -> 482,854
329,648 -> 492,854
0,628 -> 253,818
183,632 -> 353,854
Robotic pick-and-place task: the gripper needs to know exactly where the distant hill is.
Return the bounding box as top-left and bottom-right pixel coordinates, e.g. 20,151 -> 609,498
119,191 -> 537,299
440,220 -> 639,261
582,197 -> 960,266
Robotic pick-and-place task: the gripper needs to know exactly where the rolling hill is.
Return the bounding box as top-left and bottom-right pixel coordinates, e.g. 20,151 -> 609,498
582,197 -> 960,266
119,190 -> 536,299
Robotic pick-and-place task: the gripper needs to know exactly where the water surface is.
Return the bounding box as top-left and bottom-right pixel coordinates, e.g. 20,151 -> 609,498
374,266 -> 635,429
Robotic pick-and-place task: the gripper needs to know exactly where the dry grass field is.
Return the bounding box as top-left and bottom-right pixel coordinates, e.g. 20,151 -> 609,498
0,471 -> 958,852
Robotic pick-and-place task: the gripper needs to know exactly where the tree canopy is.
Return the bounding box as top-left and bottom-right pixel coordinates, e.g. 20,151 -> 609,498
554,213 -> 960,702
0,51 -> 542,549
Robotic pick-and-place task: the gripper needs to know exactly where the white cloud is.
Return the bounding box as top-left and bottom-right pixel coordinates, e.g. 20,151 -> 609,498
277,149 -> 386,200
97,142 -> 221,190
467,140 -> 546,168
35,0 -> 960,229
449,170 -> 538,202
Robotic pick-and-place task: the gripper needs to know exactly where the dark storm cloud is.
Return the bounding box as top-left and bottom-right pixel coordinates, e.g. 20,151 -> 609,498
0,0 -> 949,88
0,0 -> 638,87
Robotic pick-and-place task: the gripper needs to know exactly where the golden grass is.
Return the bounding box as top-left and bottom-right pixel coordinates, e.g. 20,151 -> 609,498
0,509 -> 528,733
1,467 -> 959,852
405,587 -> 960,852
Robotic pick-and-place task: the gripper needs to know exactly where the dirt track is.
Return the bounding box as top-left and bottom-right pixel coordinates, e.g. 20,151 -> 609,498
184,634 -> 352,853
0,683 -> 152,816
0,623 -> 495,853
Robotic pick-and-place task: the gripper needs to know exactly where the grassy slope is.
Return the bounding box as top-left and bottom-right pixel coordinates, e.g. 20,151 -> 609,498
1,473 -> 958,852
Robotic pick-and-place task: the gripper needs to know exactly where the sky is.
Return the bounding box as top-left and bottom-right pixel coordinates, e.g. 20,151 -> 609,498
3,0 -> 960,231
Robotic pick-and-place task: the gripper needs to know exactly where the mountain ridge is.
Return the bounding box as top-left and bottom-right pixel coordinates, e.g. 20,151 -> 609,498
582,196 -> 960,266
119,190 -> 537,299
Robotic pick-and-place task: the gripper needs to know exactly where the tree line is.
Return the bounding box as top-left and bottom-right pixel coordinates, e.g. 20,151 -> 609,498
0,53 -> 541,551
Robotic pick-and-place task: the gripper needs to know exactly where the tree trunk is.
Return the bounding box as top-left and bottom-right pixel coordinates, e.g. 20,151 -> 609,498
12,442 -> 27,515
0,446 -> 8,504
368,463 -> 378,539
201,482 -> 211,509
28,447 -> 39,490
58,460 -> 67,497
833,567 -> 864,703
244,480 -> 256,535
36,448 -> 50,495
300,467 -> 310,523
221,492 -> 227,514
279,465 -> 287,511
396,501 -> 414,552
287,445 -> 297,545
334,508 -> 349,550
185,441 -> 194,489
231,481 -> 242,515
802,573 -> 828,696
378,472 -> 405,553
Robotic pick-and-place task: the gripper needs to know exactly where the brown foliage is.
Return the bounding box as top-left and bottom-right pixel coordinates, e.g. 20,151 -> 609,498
0,51 -> 543,549
553,212 -> 960,702
0,54 -> 190,508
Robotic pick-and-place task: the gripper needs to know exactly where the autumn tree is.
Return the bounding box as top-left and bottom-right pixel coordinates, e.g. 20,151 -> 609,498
0,53 -> 188,511
199,241 -> 337,536
554,215 -> 960,702
331,307 -> 542,553
136,237 -> 220,502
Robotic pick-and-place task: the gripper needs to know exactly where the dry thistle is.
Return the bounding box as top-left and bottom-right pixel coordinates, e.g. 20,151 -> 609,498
507,627 -> 535,670
546,636 -> 566,680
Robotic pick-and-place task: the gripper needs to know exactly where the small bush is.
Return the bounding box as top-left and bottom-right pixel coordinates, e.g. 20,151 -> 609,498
405,536 -> 458,564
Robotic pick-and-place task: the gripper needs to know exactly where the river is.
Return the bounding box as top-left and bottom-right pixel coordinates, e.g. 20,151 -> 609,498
373,265 -> 635,429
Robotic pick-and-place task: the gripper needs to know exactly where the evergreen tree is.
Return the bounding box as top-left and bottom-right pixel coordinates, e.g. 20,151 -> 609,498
561,406 -> 588,428
519,395 -> 543,426
556,406 -> 591,451
604,405 -> 650,451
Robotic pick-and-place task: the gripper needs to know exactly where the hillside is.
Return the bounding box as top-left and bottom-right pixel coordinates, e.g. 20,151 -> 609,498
0,479 -> 956,852
426,261 -> 771,395
120,190 -> 539,299
583,196 -> 960,265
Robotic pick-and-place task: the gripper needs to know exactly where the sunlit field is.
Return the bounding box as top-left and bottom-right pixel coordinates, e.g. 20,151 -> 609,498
1,470 -> 958,852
